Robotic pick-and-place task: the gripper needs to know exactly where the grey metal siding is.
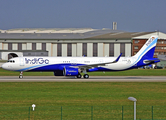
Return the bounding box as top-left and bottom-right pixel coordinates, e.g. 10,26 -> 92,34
23,51 -> 48,56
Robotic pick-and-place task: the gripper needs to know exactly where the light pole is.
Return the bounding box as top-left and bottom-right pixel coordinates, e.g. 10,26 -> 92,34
128,97 -> 137,120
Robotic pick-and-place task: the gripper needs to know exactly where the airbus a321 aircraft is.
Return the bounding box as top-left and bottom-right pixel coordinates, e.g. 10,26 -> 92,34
2,36 -> 160,79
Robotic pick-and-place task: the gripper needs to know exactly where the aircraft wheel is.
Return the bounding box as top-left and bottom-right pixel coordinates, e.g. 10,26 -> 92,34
19,75 -> 23,79
83,74 -> 89,79
77,74 -> 82,78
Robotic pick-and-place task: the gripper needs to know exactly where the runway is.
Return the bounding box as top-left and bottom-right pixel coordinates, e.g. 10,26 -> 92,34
0,76 -> 166,82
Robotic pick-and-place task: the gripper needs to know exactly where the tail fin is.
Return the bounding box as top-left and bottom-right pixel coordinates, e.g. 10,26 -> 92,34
134,35 -> 158,59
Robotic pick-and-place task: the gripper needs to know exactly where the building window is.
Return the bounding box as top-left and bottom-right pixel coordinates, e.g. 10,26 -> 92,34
93,43 -> 98,57
135,40 -> 139,43
67,43 -> 72,56
154,52 -> 158,55
159,52 -> 164,55
109,43 -> 114,57
57,43 -> 62,56
32,43 -> 36,50
42,43 -> 46,50
82,43 -> 87,56
157,41 -> 162,44
8,43 -> 12,50
156,46 -> 164,49
134,46 -> 138,49
18,43 -> 22,50
120,43 -> 125,57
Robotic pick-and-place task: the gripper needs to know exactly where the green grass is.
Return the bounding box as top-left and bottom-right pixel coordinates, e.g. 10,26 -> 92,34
0,68 -> 166,76
0,68 -> 53,76
0,68 -> 166,119
1,82 -> 165,106
0,82 -> 166,119
88,69 -> 166,76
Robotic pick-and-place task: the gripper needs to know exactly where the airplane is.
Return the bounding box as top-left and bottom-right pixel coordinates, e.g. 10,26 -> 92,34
2,36 -> 160,79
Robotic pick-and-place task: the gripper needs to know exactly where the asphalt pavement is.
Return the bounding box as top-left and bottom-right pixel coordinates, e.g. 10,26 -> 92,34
0,76 -> 165,82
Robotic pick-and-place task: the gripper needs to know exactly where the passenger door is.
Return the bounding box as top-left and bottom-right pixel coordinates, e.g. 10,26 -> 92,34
20,58 -> 25,66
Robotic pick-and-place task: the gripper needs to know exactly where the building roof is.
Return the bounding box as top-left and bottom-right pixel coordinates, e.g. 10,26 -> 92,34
0,28 -> 165,40
0,28 -> 123,40
89,32 -> 154,39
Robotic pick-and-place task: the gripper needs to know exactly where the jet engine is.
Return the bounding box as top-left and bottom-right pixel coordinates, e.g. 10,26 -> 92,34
63,67 -> 79,76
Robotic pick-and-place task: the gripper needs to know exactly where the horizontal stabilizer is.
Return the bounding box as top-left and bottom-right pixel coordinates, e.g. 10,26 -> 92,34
143,58 -> 160,64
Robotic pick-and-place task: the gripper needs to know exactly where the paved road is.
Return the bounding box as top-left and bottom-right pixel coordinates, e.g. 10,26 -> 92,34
0,76 -> 166,82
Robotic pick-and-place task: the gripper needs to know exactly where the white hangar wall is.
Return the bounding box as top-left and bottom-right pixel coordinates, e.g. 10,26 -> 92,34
0,39 -> 132,60
45,39 -> 131,57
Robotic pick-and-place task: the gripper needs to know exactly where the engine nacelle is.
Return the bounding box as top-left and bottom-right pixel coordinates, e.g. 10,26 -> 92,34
63,67 -> 79,76
53,70 -> 63,76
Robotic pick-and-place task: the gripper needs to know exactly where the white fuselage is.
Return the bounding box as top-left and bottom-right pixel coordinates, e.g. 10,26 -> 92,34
2,56 -> 136,72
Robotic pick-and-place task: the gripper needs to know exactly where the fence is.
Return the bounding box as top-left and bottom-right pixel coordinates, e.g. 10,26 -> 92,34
0,106 -> 166,120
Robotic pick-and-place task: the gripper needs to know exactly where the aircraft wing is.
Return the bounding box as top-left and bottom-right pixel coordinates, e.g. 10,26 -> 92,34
71,53 -> 122,69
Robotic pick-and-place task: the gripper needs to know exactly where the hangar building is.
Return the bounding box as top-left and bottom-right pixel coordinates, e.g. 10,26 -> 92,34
0,28 -> 166,60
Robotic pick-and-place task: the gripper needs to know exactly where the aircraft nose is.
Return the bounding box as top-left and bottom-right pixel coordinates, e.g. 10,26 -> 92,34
2,63 -> 7,70
2,63 -> 5,69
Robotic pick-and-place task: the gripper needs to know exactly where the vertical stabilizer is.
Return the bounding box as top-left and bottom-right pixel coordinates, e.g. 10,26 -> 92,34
134,36 -> 158,59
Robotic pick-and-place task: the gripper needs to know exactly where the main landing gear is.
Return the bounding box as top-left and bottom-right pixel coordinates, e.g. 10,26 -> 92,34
83,74 -> 89,79
19,71 -> 23,79
76,69 -> 89,79
76,73 -> 89,79
76,73 -> 82,78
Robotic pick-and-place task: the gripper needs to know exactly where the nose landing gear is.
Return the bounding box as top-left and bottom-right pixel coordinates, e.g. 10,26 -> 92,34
19,71 -> 23,79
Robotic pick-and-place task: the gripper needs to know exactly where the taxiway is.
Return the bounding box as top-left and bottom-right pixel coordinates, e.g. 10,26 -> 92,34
0,76 -> 166,82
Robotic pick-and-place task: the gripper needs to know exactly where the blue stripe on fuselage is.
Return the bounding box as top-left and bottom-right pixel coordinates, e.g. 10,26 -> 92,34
26,63 -> 84,71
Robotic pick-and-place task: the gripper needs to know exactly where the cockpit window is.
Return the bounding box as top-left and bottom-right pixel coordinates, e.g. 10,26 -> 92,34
7,60 -> 15,63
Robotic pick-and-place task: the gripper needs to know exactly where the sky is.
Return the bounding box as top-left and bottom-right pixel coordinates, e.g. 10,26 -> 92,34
0,0 -> 166,33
